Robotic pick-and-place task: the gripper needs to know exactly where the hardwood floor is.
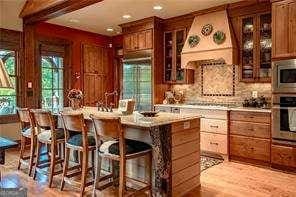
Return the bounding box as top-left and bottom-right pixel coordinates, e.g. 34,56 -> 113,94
1,149 -> 296,197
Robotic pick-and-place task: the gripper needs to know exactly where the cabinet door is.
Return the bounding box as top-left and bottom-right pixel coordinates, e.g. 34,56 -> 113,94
145,29 -> 153,49
137,31 -> 146,50
272,2 -> 290,59
131,33 -> 138,51
124,34 -> 132,51
289,1 -> 296,56
240,15 -> 257,82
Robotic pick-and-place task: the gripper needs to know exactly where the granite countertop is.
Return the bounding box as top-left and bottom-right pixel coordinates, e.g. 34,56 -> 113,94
154,104 -> 272,113
61,107 -> 201,128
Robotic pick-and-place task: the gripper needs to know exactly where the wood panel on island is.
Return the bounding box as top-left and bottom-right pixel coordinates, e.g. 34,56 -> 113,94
229,111 -> 271,166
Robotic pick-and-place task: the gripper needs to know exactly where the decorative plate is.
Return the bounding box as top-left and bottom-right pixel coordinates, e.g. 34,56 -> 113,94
188,35 -> 200,48
201,24 -> 213,36
140,111 -> 159,117
213,31 -> 226,45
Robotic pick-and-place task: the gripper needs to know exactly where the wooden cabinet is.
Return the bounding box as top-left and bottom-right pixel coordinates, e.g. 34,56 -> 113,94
123,29 -> 152,52
164,29 -> 194,84
239,12 -> 272,82
272,0 -> 296,59
82,44 -> 109,106
271,144 -> 296,168
229,110 -> 271,165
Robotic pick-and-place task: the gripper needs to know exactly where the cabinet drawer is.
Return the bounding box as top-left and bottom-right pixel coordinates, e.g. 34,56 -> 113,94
230,135 -> 270,162
172,119 -> 200,133
230,121 -> 270,139
201,118 -> 227,134
271,145 -> 296,168
200,132 -> 228,155
180,108 -> 227,120
230,111 -> 270,124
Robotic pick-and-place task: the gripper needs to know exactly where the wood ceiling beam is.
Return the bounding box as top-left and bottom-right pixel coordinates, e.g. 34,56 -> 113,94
21,0 -> 103,25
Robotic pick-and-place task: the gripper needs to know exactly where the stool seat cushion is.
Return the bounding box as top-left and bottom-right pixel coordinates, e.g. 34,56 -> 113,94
37,128 -> 65,142
22,127 -> 37,137
67,134 -> 96,147
99,139 -> 151,156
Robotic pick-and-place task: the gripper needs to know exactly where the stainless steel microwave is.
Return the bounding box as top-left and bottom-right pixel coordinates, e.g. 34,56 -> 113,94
272,59 -> 296,93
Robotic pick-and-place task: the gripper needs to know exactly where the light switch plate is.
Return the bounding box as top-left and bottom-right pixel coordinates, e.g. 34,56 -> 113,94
252,91 -> 258,98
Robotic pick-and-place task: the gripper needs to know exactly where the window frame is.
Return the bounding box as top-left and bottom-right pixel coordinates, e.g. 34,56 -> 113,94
0,28 -> 22,123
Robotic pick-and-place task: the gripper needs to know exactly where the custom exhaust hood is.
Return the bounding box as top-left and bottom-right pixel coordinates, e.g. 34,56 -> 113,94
181,10 -> 237,69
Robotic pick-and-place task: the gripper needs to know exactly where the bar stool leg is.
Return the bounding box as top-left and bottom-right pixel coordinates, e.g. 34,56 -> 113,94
119,157 -> 126,197
60,146 -> 70,191
28,137 -> 36,176
92,151 -> 102,197
48,143 -> 56,188
33,141 -> 42,180
80,151 -> 88,197
18,136 -> 26,170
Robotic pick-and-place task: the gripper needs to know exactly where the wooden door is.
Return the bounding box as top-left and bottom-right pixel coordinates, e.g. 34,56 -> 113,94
83,44 -> 108,106
272,1 -> 290,59
289,1 -> 296,56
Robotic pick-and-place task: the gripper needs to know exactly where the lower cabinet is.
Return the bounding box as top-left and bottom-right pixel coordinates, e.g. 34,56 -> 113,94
271,144 -> 296,168
229,111 -> 271,165
230,135 -> 270,162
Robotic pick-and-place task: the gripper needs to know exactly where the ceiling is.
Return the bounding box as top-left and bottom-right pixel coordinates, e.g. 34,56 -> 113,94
0,0 -> 26,31
47,0 -> 241,36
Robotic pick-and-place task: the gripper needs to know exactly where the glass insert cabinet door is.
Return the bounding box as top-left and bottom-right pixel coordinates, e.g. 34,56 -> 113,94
41,56 -> 64,112
122,58 -> 152,111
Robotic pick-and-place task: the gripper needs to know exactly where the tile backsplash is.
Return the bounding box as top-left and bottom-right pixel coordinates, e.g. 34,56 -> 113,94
172,64 -> 271,105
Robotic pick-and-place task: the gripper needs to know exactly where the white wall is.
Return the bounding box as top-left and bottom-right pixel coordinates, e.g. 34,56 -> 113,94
0,0 -> 25,31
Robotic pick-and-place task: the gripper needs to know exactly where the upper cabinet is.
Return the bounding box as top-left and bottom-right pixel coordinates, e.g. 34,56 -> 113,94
123,29 -> 153,52
272,0 -> 296,60
239,12 -> 272,83
164,28 -> 194,84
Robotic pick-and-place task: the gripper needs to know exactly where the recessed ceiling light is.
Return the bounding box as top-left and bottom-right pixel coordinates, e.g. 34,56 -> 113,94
106,28 -> 114,32
153,5 -> 163,10
122,14 -> 131,19
69,19 -> 79,23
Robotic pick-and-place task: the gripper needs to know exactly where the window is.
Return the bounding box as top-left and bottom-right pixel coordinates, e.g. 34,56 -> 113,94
41,55 -> 64,113
0,49 -> 17,115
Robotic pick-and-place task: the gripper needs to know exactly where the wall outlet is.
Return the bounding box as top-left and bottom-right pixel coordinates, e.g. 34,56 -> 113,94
252,91 -> 258,98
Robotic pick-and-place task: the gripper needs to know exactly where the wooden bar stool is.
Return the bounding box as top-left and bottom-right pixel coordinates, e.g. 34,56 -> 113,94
60,113 -> 96,196
32,110 -> 65,187
90,115 -> 153,197
17,108 -> 37,176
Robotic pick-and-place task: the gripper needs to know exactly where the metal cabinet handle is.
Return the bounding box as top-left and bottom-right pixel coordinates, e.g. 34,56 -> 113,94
210,142 -> 219,145
210,125 -> 219,128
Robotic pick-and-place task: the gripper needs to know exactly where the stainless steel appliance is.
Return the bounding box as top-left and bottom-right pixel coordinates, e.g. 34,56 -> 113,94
272,59 -> 296,93
272,94 -> 296,142
122,54 -> 152,111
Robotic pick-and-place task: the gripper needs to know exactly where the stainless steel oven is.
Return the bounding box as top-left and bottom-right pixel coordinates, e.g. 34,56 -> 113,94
272,94 -> 296,142
272,59 -> 296,93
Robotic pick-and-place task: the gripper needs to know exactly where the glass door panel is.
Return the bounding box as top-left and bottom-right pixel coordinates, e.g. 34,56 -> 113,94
175,29 -> 185,82
259,13 -> 272,79
41,56 -> 64,112
242,17 -> 255,80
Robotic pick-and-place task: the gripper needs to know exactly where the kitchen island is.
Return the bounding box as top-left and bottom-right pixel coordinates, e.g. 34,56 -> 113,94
59,107 -> 201,197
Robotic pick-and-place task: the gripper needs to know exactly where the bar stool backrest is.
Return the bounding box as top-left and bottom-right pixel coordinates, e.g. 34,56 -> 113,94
32,110 -> 56,137
90,115 -> 121,140
17,108 -> 35,132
